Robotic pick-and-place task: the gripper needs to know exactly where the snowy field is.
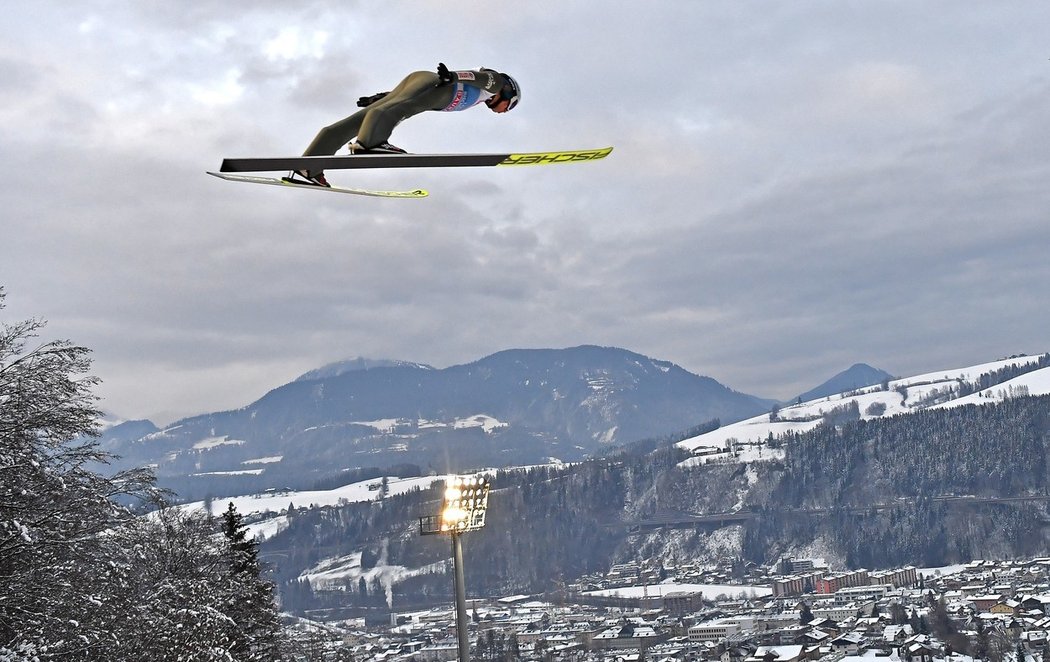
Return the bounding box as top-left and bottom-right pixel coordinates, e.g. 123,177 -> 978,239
186,474 -> 447,517
181,474 -> 463,541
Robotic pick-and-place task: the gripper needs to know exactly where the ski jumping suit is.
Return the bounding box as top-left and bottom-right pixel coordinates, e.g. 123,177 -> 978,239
302,68 -> 511,160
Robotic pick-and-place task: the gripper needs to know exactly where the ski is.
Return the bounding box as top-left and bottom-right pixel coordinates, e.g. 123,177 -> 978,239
206,172 -> 428,198
218,147 -> 612,173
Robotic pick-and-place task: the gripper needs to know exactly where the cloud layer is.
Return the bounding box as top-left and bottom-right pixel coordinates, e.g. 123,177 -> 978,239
3,2 -> 1049,423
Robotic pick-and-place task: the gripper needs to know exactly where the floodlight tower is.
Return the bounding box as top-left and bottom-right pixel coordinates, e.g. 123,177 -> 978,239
419,475 -> 491,662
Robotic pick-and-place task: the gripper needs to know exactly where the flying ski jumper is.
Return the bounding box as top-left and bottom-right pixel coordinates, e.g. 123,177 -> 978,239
294,63 -> 522,186
210,63 -> 611,198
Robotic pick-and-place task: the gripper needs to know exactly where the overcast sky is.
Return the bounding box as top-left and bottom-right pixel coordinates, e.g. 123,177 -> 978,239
3,2 -> 1049,424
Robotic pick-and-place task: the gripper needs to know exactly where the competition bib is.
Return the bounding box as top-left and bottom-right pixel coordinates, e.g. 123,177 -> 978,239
441,83 -> 492,112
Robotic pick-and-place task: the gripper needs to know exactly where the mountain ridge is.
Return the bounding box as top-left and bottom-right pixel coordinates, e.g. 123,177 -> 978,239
99,345 -> 784,500
295,358 -> 434,382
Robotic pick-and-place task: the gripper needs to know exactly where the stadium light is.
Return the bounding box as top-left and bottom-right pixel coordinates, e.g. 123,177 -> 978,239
441,475 -> 490,533
419,474 -> 491,661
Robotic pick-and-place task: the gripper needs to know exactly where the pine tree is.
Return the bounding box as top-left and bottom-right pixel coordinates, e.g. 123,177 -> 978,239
220,502 -> 285,660
800,602 -> 814,624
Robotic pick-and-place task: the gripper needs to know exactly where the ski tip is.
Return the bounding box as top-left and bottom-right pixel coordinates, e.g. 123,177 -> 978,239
499,146 -> 613,166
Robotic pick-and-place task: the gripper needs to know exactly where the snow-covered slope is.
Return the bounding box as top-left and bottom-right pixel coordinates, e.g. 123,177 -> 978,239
677,354 -> 1049,465
182,474 -> 449,541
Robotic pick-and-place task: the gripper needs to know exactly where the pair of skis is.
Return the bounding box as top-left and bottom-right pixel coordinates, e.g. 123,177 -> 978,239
207,146 -> 613,198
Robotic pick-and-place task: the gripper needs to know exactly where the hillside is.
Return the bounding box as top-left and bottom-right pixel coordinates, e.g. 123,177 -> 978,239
189,352 -> 1050,615
99,345 -> 774,500
677,353 -> 1050,463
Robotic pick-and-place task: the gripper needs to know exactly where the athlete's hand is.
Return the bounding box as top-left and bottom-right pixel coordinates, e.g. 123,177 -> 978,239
437,62 -> 455,86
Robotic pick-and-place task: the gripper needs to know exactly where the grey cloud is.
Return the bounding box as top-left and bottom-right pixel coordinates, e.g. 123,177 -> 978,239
4,1 -> 1050,421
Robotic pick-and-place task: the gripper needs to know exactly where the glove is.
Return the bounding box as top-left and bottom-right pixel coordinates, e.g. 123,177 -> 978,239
437,62 -> 455,86
357,92 -> 388,108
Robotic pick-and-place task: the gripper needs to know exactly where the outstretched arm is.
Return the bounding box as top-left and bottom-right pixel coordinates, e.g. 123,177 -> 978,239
436,63 -> 507,94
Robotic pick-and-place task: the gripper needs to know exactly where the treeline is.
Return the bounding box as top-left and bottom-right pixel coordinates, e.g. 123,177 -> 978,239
772,395 -> 1050,505
957,354 -> 1050,397
0,293 -> 289,660
745,395 -> 1050,567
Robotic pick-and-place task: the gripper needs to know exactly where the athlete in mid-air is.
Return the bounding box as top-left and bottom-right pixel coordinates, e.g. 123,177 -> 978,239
287,63 -> 521,187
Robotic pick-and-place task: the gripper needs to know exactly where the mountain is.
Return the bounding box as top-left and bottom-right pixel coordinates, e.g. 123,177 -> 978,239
209,351 -> 1050,614
95,418 -> 159,453
103,345 -> 775,500
294,358 -> 434,382
792,362 -> 893,403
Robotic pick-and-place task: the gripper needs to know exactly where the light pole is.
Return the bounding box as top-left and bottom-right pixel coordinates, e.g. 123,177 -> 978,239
420,474 -> 491,662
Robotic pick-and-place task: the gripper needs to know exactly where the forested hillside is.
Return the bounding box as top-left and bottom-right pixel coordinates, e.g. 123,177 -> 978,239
264,394 -> 1050,612
747,395 -> 1050,568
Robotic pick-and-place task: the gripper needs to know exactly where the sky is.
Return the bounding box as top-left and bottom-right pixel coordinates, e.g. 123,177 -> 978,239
3,2 -> 1049,425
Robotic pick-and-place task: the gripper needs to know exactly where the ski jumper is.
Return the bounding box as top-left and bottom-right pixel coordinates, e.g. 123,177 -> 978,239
302,68 -> 510,161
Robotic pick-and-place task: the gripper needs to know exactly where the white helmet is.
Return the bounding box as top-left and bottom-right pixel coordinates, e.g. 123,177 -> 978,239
498,72 -> 521,110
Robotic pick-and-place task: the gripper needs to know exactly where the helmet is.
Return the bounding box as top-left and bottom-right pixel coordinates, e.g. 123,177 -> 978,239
498,72 -> 521,110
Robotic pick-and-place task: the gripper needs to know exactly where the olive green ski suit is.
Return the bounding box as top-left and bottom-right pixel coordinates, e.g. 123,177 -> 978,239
302,68 -> 509,160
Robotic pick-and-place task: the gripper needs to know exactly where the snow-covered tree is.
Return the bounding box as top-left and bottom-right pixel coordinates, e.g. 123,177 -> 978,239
0,290 -> 288,660
0,289 -> 154,658
220,502 -> 285,660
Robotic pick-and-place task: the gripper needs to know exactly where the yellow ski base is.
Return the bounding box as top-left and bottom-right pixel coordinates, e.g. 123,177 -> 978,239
498,147 -> 613,166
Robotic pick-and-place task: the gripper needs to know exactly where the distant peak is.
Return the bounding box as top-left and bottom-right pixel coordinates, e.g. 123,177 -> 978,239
295,358 -> 433,382
794,363 -> 893,403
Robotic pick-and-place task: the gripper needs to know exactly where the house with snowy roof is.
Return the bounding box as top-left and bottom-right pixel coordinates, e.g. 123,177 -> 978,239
745,644 -> 806,662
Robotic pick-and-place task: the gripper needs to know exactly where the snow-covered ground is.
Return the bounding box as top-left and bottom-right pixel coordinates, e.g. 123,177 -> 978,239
184,474 -> 449,520
183,467 -> 507,542
347,414 -> 509,435
678,356 -> 1049,466
183,474 -> 466,542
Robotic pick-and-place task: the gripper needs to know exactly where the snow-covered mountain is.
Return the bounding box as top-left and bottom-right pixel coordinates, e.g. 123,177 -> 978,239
100,345 -> 774,500
209,353 -> 1050,530
677,353 -> 1050,463
294,358 -> 434,382
178,351 -> 1050,612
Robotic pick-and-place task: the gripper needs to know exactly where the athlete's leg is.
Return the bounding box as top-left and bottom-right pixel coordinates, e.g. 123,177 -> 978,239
298,71 -> 447,175
356,72 -> 449,148
302,108 -> 368,157
301,71 -> 436,157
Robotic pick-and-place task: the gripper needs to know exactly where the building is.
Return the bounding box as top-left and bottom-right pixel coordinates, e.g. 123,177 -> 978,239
416,642 -> 458,661
813,601 -> 873,622
663,591 -> 706,616
688,617 -> 751,643
815,569 -> 870,594
833,584 -> 893,605
869,567 -> 918,588
746,644 -> 805,662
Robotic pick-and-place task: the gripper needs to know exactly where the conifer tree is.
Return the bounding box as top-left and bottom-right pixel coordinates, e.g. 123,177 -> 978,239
220,501 -> 285,660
